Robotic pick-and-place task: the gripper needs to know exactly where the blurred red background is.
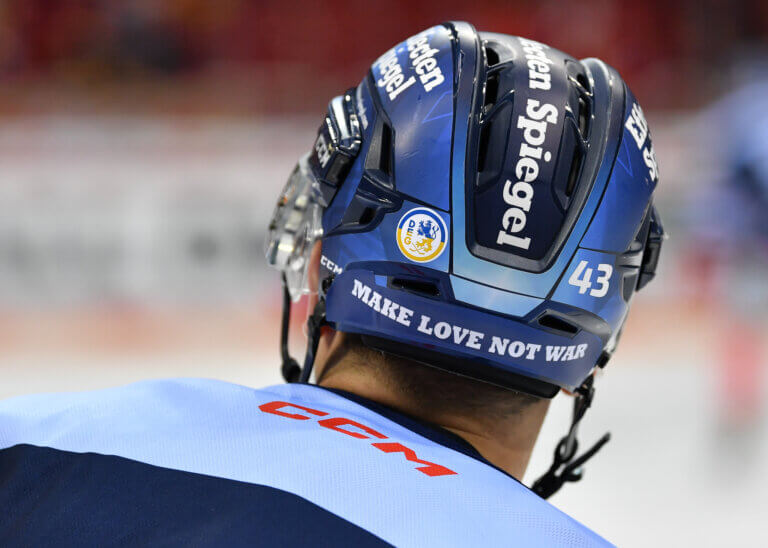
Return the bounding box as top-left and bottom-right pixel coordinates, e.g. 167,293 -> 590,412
1,0 -> 766,116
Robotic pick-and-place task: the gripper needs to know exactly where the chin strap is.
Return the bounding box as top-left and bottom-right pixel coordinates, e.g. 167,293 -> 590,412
279,273 -> 327,384
280,275 -> 302,383
298,298 -> 326,383
531,375 -> 611,499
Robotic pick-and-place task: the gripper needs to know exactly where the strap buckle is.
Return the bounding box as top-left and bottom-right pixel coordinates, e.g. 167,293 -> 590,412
531,375 -> 610,499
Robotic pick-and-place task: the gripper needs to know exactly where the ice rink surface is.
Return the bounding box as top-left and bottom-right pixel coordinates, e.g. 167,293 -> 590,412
3,352 -> 766,547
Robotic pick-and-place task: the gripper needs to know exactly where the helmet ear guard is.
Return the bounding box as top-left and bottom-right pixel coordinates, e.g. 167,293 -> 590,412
637,205 -> 665,290
309,91 -> 363,192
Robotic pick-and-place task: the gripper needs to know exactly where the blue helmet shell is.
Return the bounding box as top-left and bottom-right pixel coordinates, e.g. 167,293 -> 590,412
312,22 -> 662,396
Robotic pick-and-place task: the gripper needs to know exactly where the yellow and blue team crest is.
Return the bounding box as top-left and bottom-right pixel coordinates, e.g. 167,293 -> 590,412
396,207 -> 448,263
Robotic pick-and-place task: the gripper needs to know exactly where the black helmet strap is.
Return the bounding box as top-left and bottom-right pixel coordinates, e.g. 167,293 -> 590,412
279,273 -> 327,384
280,275 -> 302,383
531,374 -> 611,499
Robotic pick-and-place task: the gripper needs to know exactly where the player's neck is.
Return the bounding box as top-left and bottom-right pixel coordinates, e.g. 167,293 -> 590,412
318,364 -> 550,480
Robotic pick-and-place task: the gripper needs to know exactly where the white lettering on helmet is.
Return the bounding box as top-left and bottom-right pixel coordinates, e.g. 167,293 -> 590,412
494,39 -> 561,251
320,254 -> 343,275
625,102 -> 659,183
518,38 -> 555,91
406,30 -> 445,93
374,47 -> 416,101
496,98 -> 559,250
350,278 -> 589,362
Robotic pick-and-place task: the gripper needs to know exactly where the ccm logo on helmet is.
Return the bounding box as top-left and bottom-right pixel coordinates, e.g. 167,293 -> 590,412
496,99 -> 559,250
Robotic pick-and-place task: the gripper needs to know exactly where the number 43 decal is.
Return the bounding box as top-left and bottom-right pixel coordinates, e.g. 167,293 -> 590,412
568,260 -> 613,297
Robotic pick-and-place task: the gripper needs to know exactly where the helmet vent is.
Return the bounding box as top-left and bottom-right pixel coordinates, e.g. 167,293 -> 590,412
571,71 -> 592,141
477,72 -> 502,174
390,278 -> 441,298
358,206 -> 376,226
484,73 -> 500,110
538,314 -> 579,336
477,119 -> 492,173
338,200 -> 379,233
327,173 -> 403,237
577,96 -> 589,140
363,117 -> 396,187
485,45 -> 500,67
576,72 -> 590,92
565,147 -> 583,197
379,121 -> 394,177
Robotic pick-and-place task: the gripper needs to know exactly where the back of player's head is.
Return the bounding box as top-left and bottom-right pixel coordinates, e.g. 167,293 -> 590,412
267,22 -> 664,399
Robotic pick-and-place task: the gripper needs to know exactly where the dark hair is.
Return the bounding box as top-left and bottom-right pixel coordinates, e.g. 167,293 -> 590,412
322,333 -> 541,419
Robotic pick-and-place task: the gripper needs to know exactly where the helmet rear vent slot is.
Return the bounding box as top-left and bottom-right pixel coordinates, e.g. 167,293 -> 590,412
390,278 -> 441,298
358,206 -> 376,226
568,66 -> 592,141
576,72 -> 590,93
379,122 -> 394,177
538,314 -> 579,335
338,200 -> 379,233
565,147 -> 583,197
577,96 -> 589,140
477,119 -> 492,173
485,45 -> 500,67
475,100 -> 512,188
484,73 -> 500,110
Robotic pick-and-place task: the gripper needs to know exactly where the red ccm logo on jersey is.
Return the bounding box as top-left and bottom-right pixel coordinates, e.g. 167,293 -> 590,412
259,400 -> 457,477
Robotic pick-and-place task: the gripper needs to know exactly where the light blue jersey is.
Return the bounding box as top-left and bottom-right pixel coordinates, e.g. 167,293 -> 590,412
0,378 -> 612,547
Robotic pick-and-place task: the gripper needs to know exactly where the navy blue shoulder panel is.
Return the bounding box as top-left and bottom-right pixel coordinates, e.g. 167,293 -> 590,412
0,444 -> 391,548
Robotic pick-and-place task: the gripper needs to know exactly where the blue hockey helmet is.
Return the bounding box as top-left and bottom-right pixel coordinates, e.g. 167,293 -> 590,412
267,22 -> 664,399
